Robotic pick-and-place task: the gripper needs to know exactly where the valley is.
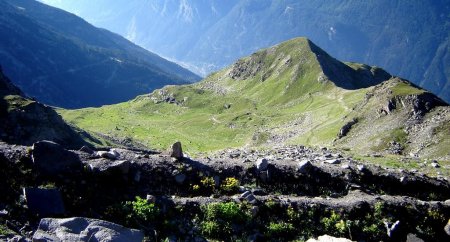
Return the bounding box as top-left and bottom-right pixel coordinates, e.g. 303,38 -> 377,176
0,1 -> 449,241
59,38 -> 450,163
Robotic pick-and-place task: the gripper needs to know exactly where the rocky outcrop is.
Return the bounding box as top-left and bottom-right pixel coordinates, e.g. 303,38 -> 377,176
33,217 -> 144,242
0,69 -> 88,148
1,143 -> 449,241
338,119 -> 358,138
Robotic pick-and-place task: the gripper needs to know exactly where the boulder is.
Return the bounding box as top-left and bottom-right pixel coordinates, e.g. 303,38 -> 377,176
298,160 -> 313,174
324,159 -> 341,165
240,191 -> 257,204
23,188 -> 65,216
444,219 -> 450,236
96,149 -> 119,160
384,220 -> 400,238
306,235 -> 353,242
406,233 -> 424,242
33,217 -> 144,242
88,160 -> 130,175
170,142 -> 183,159
31,140 -> 81,176
79,145 -> 94,154
256,158 -> 269,171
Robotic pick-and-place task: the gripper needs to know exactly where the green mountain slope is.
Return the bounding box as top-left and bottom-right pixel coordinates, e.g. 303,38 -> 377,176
59,38 -> 450,160
0,0 -> 199,108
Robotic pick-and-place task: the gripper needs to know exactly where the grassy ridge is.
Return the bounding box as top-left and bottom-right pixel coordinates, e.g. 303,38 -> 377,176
59,38 -> 450,161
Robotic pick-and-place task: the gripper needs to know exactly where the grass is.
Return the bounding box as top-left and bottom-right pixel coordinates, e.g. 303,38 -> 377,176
58,38 -> 449,163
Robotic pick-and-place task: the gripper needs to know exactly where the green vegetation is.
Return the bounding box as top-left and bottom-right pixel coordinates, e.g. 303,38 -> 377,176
58,38 -> 449,162
220,177 -> 239,193
200,202 -> 250,239
266,222 -> 296,239
125,196 -> 159,224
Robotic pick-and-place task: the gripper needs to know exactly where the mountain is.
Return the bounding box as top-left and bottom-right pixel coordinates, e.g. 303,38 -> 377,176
59,38 -> 450,160
0,0 -> 200,108
41,0 -> 450,104
0,66 -> 89,148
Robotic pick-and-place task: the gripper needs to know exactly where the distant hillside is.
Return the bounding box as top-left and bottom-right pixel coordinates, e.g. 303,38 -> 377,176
60,38 -> 450,160
0,0 -> 200,108
42,0 -> 450,103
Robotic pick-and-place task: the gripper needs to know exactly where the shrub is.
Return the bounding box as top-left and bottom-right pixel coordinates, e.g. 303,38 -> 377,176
200,202 -> 250,239
266,222 -> 295,239
200,177 -> 215,189
126,196 -> 159,224
220,177 -> 239,192
203,202 -> 248,223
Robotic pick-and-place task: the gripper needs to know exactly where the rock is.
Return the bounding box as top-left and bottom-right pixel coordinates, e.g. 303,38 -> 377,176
406,233 -> 424,242
33,217 -> 144,242
341,164 -> 350,169
170,142 -> 183,159
298,160 -> 313,174
79,145 -> 94,154
306,235 -> 353,242
31,140 -> 81,175
324,159 -> 341,164
250,206 -> 259,217
357,164 -> 366,172
430,161 -> 440,168
96,150 -> 119,160
7,235 -> 25,242
400,176 -> 407,184
240,191 -> 257,204
384,220 -> 400,238
256,158 -> 269,171
444,219 -> 450,236
88,160 -> 130,175
23,188 -> 65,216
0,209 -> 8,216
338,119 -> 358,138
175,173 -> 187,184
146,195 -> 156,203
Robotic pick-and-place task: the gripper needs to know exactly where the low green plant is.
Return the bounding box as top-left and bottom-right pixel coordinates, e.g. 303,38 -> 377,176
126,196 -> 159,224
0,224 -> 13,235
200,202 -> 250,239
220,177 -> 239,193
321,210 -> 347,236
266,221 -> 295,239
203,202 -> 248,223
200,177 -> 215,189
200,220 -> 223,238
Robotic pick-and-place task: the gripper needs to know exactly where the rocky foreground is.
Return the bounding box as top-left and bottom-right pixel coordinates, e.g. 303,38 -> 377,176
0,141 -> 449,241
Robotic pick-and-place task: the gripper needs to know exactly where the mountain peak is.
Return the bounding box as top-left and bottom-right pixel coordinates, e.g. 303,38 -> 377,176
207,37 -> 392,104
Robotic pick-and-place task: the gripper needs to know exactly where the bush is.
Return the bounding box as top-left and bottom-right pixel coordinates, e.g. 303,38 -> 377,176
266,222 -> 296,239
220,177 -> 239,193
126,196 -> 159,224
200,202 -> 250,239
203,202 -> 248,223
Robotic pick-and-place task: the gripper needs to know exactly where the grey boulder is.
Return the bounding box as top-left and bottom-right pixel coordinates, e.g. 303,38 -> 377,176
33,217 -> 144,242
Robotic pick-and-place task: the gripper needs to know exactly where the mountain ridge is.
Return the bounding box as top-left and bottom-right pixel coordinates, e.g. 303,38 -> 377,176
41,0 -> 450,103
59,37 -> 450,160
0,0 -> 200,108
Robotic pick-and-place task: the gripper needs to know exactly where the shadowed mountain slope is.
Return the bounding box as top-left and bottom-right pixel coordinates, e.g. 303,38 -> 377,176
0,0 -> 200,108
